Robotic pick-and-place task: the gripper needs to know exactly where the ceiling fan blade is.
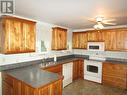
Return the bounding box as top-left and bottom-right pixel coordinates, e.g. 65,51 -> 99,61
103,22 -> 117,25
103,19 -> 116,22
81,16 -> 96,23
88,18 -> 96,22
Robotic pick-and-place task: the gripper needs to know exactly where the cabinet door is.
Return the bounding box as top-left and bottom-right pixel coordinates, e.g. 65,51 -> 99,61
103,30 -> 117,51
73,60 -> 84,80
13,78 -> 22,95
52,27 -> 67,50
1,16 -> 36,54
72,33 -> 79,48
61,30 -> 67,49
2,81 -> 13,95
4,19 -> 22,53
73,60 -> 79,80
72,32 -> 87,49
87,30 -> 104,42
79,33 -> 87,49
116,29 -> 127,50
50,80 -> 62,95
13,20 -> 22,53
22,21 -> 35,52
103,62 -> 127,89
78,60 -> 84,79
4,19 -> 13,53
38,85 -> 50,95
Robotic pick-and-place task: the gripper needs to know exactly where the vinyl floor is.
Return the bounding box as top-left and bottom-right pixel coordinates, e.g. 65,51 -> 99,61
63,79 -> 127,95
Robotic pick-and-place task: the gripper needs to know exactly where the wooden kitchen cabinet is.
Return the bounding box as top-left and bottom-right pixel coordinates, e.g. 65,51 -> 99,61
2,73 -> 22,95
50,79 -> 62,95
116,28 -> 127,51
43,64 -> 62,75
72,28 -> 127,51
2,81 -> 13,95
0,16 -> 36,54
72,32 -> 87,49
73,59 -> 84,80
72,32 -> 79,48
87,30 -> 104,42
102,62 -> 127,89
51,27 -> 67,50
2,73 -> 63,95
103,29 -> 117,51
103,28 -> 127,51
22,21 -> 36,52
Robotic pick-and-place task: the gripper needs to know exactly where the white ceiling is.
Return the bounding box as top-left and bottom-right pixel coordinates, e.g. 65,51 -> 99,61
15,0 -> 127,29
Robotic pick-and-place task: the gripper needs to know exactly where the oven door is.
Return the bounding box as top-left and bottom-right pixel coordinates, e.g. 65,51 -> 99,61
84,60 -> 102,78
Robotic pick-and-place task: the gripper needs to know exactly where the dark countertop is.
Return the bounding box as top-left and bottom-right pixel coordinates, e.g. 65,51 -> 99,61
1,54 -> 127,71
2,54 -> 127,89
5,64 -> 62,88
3,56 -> 86,89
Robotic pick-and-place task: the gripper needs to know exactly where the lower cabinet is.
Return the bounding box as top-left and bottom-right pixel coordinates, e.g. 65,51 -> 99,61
43,64 -> 62,75
2,81 -> 13,95
37,79 -> 62,95
2,73 -> 63,95
102,62 -> 127,89
73,59 -> 84,80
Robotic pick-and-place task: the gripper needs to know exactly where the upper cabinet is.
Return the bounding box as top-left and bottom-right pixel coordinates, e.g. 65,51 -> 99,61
103,28 -> 127,51
51,27 -> 67,50
72,32 -> 87,49
103,29 -> 117,51
87,30 -> 104,42
72,28 -> 127,51
0,16 -> 36,54
116,29 -> 127,51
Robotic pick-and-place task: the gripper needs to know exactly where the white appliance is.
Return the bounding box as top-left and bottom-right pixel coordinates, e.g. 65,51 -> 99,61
87,42 -> 105,51
63,62 -> 73,88
84,60 -> 102,83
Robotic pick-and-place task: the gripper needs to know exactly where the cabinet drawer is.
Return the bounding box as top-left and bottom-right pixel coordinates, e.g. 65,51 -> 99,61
103,62 -> 127,71
103,63 -> 127,78
44,65 -> 62,75
103,75 -> 127,89
103,71 -> 126,78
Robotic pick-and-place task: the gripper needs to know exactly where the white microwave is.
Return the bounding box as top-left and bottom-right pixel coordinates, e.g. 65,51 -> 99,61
87,42 -> 105,51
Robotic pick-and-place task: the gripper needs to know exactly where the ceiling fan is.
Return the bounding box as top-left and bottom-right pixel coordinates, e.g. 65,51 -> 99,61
88,16 -> 117,29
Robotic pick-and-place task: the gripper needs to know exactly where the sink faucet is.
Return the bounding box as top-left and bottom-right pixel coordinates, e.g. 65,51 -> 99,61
42,58 -> 46,63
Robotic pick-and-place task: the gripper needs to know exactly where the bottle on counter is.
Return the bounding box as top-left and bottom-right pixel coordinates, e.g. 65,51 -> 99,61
54,55 -> 57,62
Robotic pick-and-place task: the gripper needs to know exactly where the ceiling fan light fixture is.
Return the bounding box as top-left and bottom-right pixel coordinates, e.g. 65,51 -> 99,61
94,23 -> 104,29
96,16 -> 103,22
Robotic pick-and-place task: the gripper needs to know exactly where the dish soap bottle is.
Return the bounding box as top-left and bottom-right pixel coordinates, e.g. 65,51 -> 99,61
54,55 -> 57,62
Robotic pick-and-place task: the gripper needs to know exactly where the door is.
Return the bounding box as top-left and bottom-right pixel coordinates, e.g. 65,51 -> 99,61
116,29 -> 127,50
87,30 -> 104,42
4,19 -> 16,53
51,27 -> 67,50
103,29 -> 117,51
2,81 -> 13,95
73,60 -> 79,80
22,21 -> 35,52
38,85 -> 50,95
63,62 -> 73,87
50,80 -> 62,95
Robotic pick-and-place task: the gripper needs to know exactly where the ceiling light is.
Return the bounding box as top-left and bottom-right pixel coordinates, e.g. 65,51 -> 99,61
94,23 -> 104,29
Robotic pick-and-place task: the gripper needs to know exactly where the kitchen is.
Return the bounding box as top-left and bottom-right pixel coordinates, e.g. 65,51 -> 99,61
0,0 -> 127,95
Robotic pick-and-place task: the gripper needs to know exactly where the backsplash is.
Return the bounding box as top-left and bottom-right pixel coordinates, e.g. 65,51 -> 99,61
73,49 -> 127,59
